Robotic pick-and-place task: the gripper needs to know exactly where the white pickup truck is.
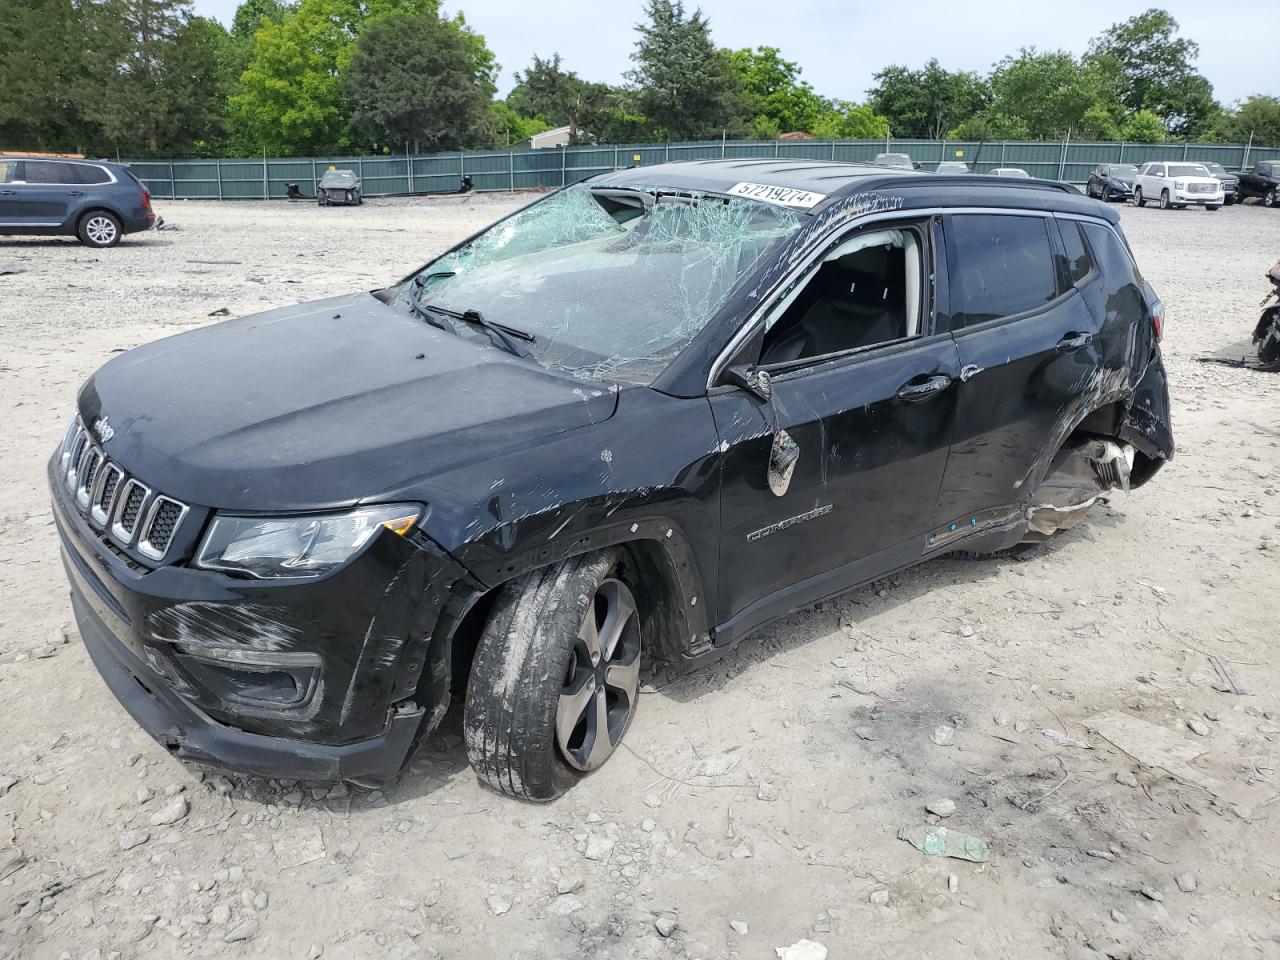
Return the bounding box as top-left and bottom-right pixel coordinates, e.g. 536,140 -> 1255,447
1133,161 -> 1224,210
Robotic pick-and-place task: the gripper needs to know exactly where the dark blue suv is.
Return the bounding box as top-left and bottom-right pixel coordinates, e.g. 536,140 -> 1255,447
0,156 -> 157,247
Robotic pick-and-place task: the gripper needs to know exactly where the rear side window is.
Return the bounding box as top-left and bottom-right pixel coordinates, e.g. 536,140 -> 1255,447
1056,220 -> 1094,288
0,160 -> 17,184
949,214 -> 1058,325
24,160 -> 70,184
70,164 -> 111,185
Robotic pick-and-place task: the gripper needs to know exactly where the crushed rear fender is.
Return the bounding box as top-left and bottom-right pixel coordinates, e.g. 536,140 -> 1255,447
1118,350 -> 1173,476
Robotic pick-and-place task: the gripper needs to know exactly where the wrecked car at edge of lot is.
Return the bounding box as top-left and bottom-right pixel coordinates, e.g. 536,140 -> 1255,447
317,168 -> 362,206
49,159 -> 1174,800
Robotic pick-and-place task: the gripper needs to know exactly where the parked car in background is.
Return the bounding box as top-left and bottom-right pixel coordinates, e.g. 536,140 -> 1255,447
1086,163 -> 1140,202
991,167 -> 1031,178
1200,162 -> 1239,204
1235,160 -> 1280,207
1133,162 -> 1222,210
50,159 -> 1173,799
873,152 -> 916,169
0,156 -> 156,247
317,169 -> 362,206
935,161 -> 970,174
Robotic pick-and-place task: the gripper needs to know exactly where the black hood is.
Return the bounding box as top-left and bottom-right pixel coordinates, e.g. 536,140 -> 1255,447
78,293 -> 618,511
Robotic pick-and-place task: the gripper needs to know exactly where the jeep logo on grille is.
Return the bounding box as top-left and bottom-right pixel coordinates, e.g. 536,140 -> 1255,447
92,417 -> 114,444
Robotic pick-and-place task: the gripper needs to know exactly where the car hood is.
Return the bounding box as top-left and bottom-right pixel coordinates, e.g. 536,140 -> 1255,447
78,292 -> 618,511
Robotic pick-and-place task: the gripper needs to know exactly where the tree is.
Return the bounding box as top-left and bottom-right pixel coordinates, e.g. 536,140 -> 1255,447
508,54 -> 580,127
230,0 -> 288,43
810,101 -> 889,140
344,11 -> 496,153
0,0 -> 92,151
1220,96 -> 1280,148
490,101 -> 550,146
730,46 -> 827,136
868,60 -> 987,139
1121,108 -> 1166,142
1087,9 -> 1217,138
627,0 -> 743,140
161,16 -> 235,154
985,48 -> 1109,139
230,0 -> 436,154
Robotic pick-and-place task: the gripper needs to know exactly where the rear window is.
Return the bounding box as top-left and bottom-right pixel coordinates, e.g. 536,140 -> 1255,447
1056,220 -> 1094,288
70,164 -> 111,185
949,214 -> 1058,325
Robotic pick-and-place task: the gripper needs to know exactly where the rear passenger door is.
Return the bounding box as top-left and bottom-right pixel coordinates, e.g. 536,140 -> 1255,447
0,160 -> 21,227
21,160 -> 78,225
931,211 -> 1105,540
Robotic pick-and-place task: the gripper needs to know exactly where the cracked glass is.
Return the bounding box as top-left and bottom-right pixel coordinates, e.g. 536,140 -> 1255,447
397,184 -> 804,384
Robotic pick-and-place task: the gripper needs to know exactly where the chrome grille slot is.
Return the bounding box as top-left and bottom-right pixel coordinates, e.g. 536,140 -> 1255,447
91,463 -> 124,526
64,427 -> 88,491
111,479 -> 150,546
138,497 -> 188,561
75,447 -> 103,509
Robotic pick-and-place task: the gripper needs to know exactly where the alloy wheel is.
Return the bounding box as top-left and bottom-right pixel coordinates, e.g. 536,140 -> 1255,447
555,578 -> 641,771
1266,190 -> 1276,208
85,216 -> 117,245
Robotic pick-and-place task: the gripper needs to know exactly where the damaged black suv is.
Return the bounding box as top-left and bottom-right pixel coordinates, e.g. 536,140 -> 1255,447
50,160 -> 1173,800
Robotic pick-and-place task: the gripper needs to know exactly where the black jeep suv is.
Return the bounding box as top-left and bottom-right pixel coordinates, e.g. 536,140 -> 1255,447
49,160 -> 1173,800
0,156 -> 156,246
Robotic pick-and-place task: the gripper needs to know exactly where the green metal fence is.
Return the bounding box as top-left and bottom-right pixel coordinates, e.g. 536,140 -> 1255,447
126,138 -> 1280,200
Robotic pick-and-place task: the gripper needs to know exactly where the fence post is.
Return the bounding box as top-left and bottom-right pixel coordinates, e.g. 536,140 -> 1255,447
830,140 -> 836,161
774,140 -> 779,158
262,151 -> 267,200
560,145 -> 565,187
407,154 -> 414,194
1000,142 -> 1007,168
940,137 -> 946,169
1242,131 -> 1253,169
1181,142 -> 1189,160
509,150 -> 515,190
665,142 -> 670,162
167,160 -> 175,199
216,158 -> 223,200
613,145 -> 618,171
1118,141 -> 1125,162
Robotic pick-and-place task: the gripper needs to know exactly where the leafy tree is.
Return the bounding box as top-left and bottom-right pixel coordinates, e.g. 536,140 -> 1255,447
230,0 -> 288,43
576,86 -> 650,143
230,0 -> 436,154
0,0 -> 93,151
868,59 -> 988,139
345,11 -> 496,153
810,101 -> 889,140
1087,9 -> 1217,138
508,54 -> 579,127
626,0 -> 743,140
730,46 -> 827,135
985,48 -> 1109,139
1121,108 -> 1166,142
1219,96 -> 1280,148
161,16 -> 236,154
489,101 -> 550,146
1077,104 -> 1120,141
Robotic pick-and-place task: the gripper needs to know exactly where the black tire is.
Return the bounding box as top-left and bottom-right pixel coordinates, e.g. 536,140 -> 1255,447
1135,187 -> 1145,207
1207,205 -> 1220,211
76,210 -> 121,248
1265,189 -> 1277,209
1159,189 -> 1171,209
464,548 -> 642,801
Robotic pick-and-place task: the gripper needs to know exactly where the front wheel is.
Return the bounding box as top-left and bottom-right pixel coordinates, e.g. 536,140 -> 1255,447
1207,205 -> 1220,211
77,210 -> 121,247
1134,187 -> 1145,207
1159,189 -> 1171,209
1265,189 -> 1277,208
464,549 -> 642,801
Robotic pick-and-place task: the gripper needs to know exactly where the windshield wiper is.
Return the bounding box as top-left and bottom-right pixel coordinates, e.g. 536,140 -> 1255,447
406,271 -> 457,333
426,303 -> 536,359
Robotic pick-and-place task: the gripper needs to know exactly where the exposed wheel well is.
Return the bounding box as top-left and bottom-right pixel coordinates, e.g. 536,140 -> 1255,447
445,538 -> 694,692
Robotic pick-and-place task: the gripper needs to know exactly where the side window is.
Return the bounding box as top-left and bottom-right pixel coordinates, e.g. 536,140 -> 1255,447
1055,220 -> 1095,288
70,164 -> 111,185
758,225 -> 926,367
24,160 -> 69,184
0,160 -> 18,184
948,214 -> 1058,326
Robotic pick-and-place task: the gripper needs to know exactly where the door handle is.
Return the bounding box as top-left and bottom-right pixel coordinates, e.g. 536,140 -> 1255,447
1055,332 -> 1094,353
66,190 -> 85,196
0,189 -> 15,196
896,373 -> 952,402
960,363 -> 983,382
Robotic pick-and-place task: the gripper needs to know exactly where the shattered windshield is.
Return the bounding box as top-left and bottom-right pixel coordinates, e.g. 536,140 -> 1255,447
396,184 -> 804,384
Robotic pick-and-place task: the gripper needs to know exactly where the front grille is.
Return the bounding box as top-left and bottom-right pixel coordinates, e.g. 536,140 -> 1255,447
1189,183 -> 1215,194
58,416 -> 190,563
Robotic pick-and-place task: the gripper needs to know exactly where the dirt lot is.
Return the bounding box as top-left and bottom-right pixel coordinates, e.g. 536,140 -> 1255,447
1,193 -> 1279,960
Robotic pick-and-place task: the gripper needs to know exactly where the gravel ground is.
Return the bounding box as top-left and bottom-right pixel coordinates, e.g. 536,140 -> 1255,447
1,193 -> 1279,960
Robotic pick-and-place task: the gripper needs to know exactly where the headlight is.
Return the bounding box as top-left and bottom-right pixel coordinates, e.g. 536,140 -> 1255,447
1174,180 -> 1186,189
195,504 -> 421,579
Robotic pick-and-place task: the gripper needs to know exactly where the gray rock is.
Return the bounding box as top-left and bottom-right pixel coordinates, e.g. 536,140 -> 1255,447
486,894 -> 512,916
148,795 -> 189,826
556,876 -> 582,895
869,889 -> 891,906
1186,718 -> 1210,737
1111,908 -> 1127,923
654,913 -> 678,937
119,829 -> 150,850
0,775 -> 17,797
729,919 -> 749,935
211,904 -> 231,924
584,835 -> 615,861
926,798 -> 956,817
135,786 -> 154,804
930,725 -> 955,747
947,875 -> 959,894
1140,886 -> 1164,902
252,891 -> 269,910
1175,872 -> 1197,893
210,776 -> 234,796
642,793 -> 662,808
224,919 -> 258,943
1115,769 -> 1139,788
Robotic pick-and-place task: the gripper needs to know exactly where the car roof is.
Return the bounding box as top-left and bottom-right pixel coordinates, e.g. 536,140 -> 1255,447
588,158 -> 1107,219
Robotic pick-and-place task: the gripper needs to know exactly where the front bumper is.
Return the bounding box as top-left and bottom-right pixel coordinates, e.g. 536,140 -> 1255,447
50,454 -> 471,782
1173,191 -> 1223,205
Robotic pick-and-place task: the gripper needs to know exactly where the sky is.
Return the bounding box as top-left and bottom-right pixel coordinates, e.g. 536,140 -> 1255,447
191,0 -> 1273,107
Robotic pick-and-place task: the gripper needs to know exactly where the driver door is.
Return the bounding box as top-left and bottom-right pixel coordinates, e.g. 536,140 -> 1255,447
709,218 -> 960,643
